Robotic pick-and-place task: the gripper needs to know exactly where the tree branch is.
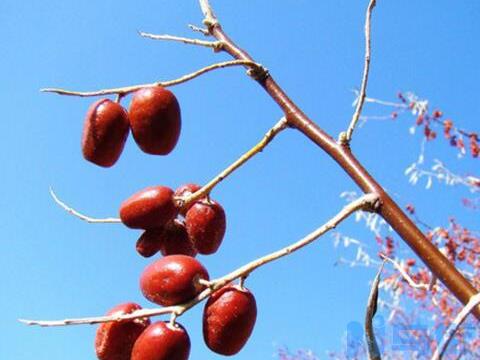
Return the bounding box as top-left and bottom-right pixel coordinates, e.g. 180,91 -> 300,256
199,0 -> 480,318
199,0 -> 218,29
380,254 -> 431,291
365,262 -> 384,360
49,188 -> 121,224
176,117 -> 288,208
138,32 -> 223,51
431,293 -> 480,360
41,60 -> 261,97
20,193 -> 379,327
341,0 -> 377,144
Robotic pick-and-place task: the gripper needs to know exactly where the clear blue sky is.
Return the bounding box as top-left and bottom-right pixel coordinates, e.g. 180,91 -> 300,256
2,1 -> 479,359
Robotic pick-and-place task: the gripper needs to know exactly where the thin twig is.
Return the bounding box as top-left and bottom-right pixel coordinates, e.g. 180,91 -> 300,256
431,293 -> 480,360
364,96 -> 408,108
41,60 -> 261,97
380,254 -> 431,290
20,193 -> 379,327
177,117 -> 288,208
138,32 -> 223,51
188,24 -> 210,36
49,188 -> 121,224
365,262 -> 384,360
341,0 -> 377,144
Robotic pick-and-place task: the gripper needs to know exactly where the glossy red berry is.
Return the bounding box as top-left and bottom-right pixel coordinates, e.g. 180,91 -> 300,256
129,86 -> 181,155
120,186 -> 178,229
82,99 -> 130,167
160,221 -> 197,257
95,302 -> 150,360
140,255 -> 209,306
185,200 -> 226,254
174,184 -> 202,216
131,321 -> 190,360
203,285 -> 257,356
136,229 -> 164,258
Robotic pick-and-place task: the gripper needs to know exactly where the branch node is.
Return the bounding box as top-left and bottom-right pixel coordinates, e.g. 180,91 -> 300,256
337,131 -> 349,146
246,64 -> 269,82
361,193 -> 381,213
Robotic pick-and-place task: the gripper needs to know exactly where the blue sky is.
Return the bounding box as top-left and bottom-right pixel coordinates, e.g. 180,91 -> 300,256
1,1 -> 479,359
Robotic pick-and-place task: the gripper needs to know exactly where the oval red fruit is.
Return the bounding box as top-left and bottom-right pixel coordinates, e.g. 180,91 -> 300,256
82,99 -> 130,167
120,186 -> 178,229
174,183 -> 202,216
136,229 -> 164,258
95,302 -> 150,360
185,200 -> 226,254
140,255 -> 209,306
160,221 -> 197,257
203,285 -> 257,356
131,321 -> 190,360
129,86 -> 181,155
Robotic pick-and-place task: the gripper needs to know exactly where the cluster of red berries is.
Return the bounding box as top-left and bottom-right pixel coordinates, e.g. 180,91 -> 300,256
120,184 -> 226,258
80,86 -> 257,359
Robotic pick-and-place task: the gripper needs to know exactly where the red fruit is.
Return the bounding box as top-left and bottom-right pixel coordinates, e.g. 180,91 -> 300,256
174,184 -> 202,216
160,221 -> 197,257
82,99 -> 130,167
203,285 -> 257,356
140,255 -> 209,306
185,200 -> 226,255
129,86 -> 181,155
136,229 -> 164,258
131,321 -> 190,360
136,222 -> 197,258
95,302 -> 150,360
120,186 -> 178,229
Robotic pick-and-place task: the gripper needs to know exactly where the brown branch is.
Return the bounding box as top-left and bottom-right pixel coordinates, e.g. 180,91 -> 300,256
199,0 -> 480,318
20,193 -> 379,327
342,0 -> 377,144
431,293 -> 480,360
49,188 -> 121,224
41,60 -> 261,97
365,262 -> 384,360
138,32 -> 223,51
177,117 -> 288,208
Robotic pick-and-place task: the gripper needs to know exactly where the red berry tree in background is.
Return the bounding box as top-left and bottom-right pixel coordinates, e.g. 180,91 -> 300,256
21,1 -> 480,359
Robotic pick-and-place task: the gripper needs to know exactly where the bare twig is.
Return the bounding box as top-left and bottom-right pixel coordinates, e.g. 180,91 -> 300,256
380,254 -> 431,290
176,117 -> 288,208
138,32 -> 223,51
365,262 -> 384,360
431,293 -> 480,360
364,95 -> 408,108
49,188 -> 121,224
341,0 -> 377,144
20,193 -> 379,327
41,60 -> 262,97
188,24 -> 210,36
